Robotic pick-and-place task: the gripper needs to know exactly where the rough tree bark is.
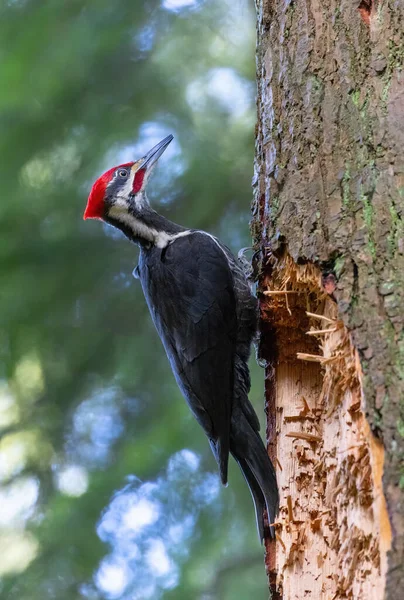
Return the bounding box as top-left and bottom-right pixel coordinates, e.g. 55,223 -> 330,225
252,1 -> 403,598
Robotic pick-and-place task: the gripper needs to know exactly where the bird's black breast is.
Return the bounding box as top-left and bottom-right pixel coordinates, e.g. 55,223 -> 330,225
137,231 -> 237,443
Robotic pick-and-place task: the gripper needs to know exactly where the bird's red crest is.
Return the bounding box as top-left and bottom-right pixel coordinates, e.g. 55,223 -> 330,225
83,163 -> 133,220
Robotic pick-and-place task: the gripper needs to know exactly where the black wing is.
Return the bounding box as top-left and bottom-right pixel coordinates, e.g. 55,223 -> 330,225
139,232 -> 238,484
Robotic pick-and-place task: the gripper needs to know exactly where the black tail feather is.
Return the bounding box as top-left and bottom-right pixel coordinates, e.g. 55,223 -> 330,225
209,436 -> 229,486
230,410 -> 279,540
234,456 -> 266,541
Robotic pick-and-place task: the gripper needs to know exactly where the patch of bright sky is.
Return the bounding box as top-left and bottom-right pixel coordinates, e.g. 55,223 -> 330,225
146,539 -> 179,588
162,0 -> 200,12
186,68 -> 253,118
136,23 -> 156,53
167,448 -> 200,480
217,0 -> 255,47
67,387 -> 125,468
123,497 -> 160,533
92,449 -> 220,599
56,464 -> 89,497
0,476 -> 39,526
97,481 -> 160,544
192,472 -> 220,504
146,539 -> 172,577
167,514 -> 195,547
95,557 -> 132,599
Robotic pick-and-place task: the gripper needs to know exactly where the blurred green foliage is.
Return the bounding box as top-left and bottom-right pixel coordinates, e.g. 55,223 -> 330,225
0,0 -> 268,598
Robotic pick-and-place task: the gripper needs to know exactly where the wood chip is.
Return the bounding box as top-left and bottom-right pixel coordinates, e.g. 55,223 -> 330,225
311,517 -> 322,533
264,290 -> 301,295
297,352 -> 326,363
306,327 -> 337,336
287,495 -> 294,523
301,397 -> 312,415
322,352 -> 349,364
284,414 -> 316,422
276,533 -> 286,551
306,311 -> 336,323
287,431 -> 322,442
297,522 -> 307,546
284,398 -> 317,423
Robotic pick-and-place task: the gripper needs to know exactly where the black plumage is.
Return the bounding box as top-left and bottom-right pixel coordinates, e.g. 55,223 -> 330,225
138,230 -> 279,539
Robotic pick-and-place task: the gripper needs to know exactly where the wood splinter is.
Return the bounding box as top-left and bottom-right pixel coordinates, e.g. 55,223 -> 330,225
276,533 -> 286,551
287,495 -> 295,523
301,396 -> 313,415
306,311 -> 336,324
286,431 -> 323,443
263,290 -> 302,295
297,352 -> 326,363
306,327 -> 337,336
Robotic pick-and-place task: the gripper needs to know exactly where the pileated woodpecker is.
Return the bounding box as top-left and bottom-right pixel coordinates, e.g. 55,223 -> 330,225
84,135 -> 279,539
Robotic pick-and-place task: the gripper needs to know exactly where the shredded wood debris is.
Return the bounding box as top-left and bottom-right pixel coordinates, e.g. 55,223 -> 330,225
261,250 -> 391,600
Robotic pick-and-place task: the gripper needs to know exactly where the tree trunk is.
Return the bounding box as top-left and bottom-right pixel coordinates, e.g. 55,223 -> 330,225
252,1 -> 403,598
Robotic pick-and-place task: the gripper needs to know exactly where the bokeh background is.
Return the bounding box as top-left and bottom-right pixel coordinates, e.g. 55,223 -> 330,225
0,0 -> 268,598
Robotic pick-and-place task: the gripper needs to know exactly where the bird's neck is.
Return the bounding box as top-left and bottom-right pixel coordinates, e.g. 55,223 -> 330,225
106,203 -> 186,249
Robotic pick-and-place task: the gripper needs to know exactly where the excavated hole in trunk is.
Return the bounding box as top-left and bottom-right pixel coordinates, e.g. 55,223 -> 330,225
258,250 -> 391,600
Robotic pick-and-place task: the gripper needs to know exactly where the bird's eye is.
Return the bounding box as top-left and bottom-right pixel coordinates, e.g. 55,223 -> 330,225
118,169 -> 128,178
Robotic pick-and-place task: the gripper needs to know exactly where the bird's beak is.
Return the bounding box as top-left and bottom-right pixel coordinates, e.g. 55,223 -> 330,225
138,134 -> 174,171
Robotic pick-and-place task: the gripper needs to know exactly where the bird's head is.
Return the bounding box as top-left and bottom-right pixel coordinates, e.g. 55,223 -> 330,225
83,134 -> 173,223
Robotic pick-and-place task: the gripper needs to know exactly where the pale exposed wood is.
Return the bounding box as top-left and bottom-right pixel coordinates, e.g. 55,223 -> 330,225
262,252 -> 392,600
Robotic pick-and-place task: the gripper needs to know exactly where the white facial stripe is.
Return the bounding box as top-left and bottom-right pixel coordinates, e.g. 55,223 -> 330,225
108,205 -> 194,248
108,205 -> 157,242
